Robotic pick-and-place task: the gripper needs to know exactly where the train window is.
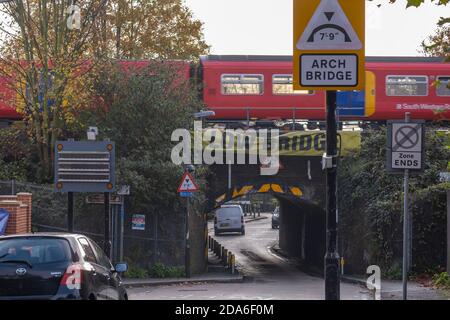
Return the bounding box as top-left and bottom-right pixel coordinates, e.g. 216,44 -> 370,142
272,75 -> 314,95
386,75 -> 428,96
436,76 -> 450,96
221,74 -> 264,95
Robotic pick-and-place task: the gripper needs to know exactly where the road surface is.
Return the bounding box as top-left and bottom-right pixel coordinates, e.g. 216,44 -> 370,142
129,213 -> 372,300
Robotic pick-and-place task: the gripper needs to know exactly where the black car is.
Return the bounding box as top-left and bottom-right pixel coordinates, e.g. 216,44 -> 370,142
272,207 -> 280,229
0,233 -> 128,300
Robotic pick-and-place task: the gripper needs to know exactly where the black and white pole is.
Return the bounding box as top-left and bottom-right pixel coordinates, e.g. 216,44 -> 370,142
324,91 -> 340,300
402,112 -> 411,300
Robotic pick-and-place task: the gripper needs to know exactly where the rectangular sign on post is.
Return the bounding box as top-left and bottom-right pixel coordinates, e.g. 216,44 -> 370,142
293,0 -> 365,90
132,214 -> 146,231
387,120 -> 425,173
54,141 -> 116,193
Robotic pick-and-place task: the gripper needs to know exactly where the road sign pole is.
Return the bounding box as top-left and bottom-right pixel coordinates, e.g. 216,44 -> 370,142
402,112 -> 411,300
403,168 -> 410,300
119,196 -> 125,262
325,90 -> 340,300
185,197 -> 191,278
67,192 -> 74,232
104,192 -> 111,258
447,190 -> 450,276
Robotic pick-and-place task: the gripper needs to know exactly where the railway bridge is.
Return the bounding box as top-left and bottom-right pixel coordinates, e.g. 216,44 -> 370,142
206,130 -> 361,267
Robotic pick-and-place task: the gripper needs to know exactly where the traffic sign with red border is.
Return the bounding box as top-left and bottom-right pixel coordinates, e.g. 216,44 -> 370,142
177,172 -> 199,193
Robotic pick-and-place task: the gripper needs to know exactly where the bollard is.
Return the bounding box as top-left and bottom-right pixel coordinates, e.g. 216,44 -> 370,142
231,254 -> 236,274
223,248 -> 228,265
224,248 -> 228,265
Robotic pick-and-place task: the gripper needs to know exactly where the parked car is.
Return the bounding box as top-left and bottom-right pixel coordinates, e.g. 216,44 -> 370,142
272,207 -> 280,229
0,233 -> 128,300
214,205 -> 245,236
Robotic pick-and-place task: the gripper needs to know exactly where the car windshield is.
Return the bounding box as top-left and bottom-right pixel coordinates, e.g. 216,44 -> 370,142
0,238 -> 72,265
216,207 -> 241,218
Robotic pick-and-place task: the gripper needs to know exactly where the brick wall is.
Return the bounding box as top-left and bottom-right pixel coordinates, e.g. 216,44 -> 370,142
0,193 -> 32,235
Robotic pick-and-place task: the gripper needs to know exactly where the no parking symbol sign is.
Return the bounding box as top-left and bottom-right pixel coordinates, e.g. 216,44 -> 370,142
387,120 -> 425,172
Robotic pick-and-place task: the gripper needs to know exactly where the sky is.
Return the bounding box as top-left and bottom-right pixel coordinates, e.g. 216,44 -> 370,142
185,0 -> 449,56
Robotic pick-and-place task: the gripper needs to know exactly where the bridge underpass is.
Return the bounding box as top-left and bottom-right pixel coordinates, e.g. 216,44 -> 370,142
207,155 -> 327,269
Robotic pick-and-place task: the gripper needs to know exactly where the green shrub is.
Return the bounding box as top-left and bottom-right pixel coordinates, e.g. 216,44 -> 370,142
150,263 -> 185,278
384,262 -> 403,280
124,263 -> 149,279
432,272 -> 450,289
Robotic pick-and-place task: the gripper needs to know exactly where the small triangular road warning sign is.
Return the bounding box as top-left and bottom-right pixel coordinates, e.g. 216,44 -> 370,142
297,0 -> 362,50
177,172 -> 199,193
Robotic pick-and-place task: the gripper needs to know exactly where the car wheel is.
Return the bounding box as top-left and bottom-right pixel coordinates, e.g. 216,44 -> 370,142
214,229 -> 220,236
272,224 -> 275,229
241,228 -> 245,235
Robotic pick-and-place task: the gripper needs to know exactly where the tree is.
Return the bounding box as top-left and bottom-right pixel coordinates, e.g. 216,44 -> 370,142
371,1 -> 449,59
0,0 -> 109,182
0,0 -> 209,182
88,62 -> 203,210
421,24 -> 450,60
339,127 -> 450,275
101,0 -> 210,60
83,62 -> 208,267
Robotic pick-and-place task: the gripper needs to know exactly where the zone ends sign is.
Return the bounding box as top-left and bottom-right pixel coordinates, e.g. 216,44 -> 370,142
293,0 -> 365,91
54,141 -> 116,193
387,120 -> 425,173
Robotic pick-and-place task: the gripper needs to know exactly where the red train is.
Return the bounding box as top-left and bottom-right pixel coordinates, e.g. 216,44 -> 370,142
1,56 -> 449,125
200,56 -> 450,123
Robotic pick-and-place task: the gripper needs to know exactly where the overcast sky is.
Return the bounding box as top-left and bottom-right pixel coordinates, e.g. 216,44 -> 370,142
185,0 -> 448,56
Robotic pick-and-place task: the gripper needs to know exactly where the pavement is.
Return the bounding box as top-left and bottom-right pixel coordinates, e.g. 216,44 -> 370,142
341,275 -> 450,300
244,214 -> 268,223
123,273 -> 244,289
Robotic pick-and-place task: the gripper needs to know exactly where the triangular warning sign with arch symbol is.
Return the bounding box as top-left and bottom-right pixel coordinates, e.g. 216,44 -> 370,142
296,0 -> 362,50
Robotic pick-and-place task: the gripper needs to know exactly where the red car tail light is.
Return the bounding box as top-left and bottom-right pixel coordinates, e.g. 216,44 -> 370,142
60,264 -> 83,290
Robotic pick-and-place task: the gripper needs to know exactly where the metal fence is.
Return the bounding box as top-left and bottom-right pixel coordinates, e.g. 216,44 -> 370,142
0,180 -> 186,270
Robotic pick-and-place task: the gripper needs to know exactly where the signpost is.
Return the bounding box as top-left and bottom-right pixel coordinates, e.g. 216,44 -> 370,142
293,0 -> 365,91
387,113 -> 425,300
439,173 -> 450,276
54,140 -> 116,257
294,0 -> 365,300
178,171 -> 199,278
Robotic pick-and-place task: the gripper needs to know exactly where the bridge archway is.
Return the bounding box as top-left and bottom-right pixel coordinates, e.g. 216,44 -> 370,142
209,178 -> 326,270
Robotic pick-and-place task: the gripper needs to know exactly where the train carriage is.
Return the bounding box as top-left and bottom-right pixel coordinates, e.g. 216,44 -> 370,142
200,55 -> 450,123
0,56 -> 449,125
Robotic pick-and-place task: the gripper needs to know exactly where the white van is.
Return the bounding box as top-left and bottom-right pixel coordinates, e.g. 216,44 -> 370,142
214,205 -> 245,236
